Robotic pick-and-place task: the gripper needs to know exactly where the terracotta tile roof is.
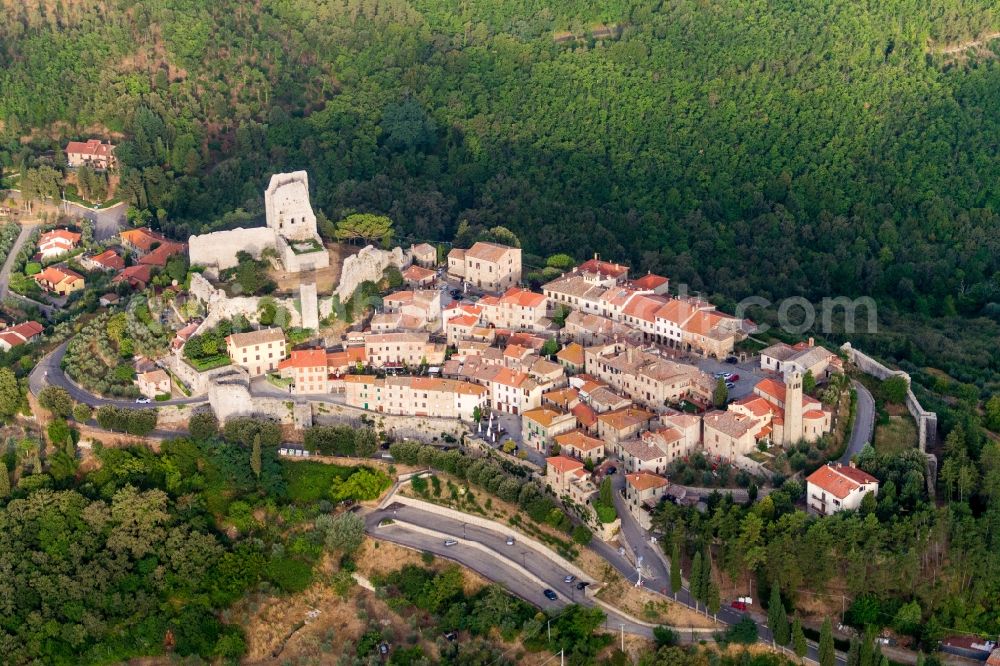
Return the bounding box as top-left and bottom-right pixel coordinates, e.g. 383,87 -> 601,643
402,264 -> 436,281
803,409 -> 827,419
523,406 -> 569,428
571,402 -> 597,427
39,229 -> 81,246
35,265 -> 84,286
506,332 -> 547,350
11,321 -> 44,339
806,464 -> 878,499
621,294 -> 669,322
138,240 -> 186,267
112,264 -> 152,287
499,287 -> 545,308
411,242 -> 435,256
546,455 -> 585,474
703,410 -> 759,439
554,429 -> 603,451
620,437 -> 668,462
328,347 -> 367,368
447,248 -> 465,260
120,227 -> 169,253
226,327 -> 286,348
578,258 -> 628,279
732,394 -> 775,418
556,342 -> 585,365
630,273 -> 668,291
626,471 -> 669,492
465,241 -> 516,263
448,314 -> 479,327
66,139 -> 114,157
597,407 -> 654,431
90,249 -> 125,271
278,348 -> 327,370
343,374 -> 377,385
138,368 -> 169,384
543,387 -> 580,408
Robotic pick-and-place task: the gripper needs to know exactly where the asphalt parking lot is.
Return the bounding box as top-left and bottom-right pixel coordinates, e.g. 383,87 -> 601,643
694,356 -> 764,400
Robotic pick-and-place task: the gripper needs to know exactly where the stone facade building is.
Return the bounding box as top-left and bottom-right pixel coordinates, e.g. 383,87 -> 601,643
225,327 -> 287,377
342,375 -> 487,421
447,242 -> 522,292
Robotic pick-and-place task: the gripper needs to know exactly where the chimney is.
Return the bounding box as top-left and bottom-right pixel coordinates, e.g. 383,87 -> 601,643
808,337 -> 815,347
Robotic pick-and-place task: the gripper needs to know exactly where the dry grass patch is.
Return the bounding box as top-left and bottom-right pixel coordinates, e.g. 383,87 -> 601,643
597,577 -> 719,629
874,415 -> 917,454
353,536 -> 489,596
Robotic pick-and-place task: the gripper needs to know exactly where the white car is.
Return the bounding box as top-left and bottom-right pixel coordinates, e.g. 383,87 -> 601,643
135,397 -> 151,404
444,540 -> 458,547
506,536 -> 515,545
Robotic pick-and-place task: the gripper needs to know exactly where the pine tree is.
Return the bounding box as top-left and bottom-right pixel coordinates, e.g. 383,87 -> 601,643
768,583 -> 790,645
690,551 -> 703,610
670,538 -> 682,595
251,434 -> 262,478
64,435 -> 74,459
792,616 -> 807,662
707,582 -> 720,617
819,618 -> 835,666
0,460 -> 9,498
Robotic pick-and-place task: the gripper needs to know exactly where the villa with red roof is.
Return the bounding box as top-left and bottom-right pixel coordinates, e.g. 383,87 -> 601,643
34,265 -> 85,295
624,471 -> 670,528
65,139 -> 116,169
38,229 -> 81,261
84,249 -> 125,272
545,455 -> 596,502
0,321 -> 44,351
805,463 -> 878,516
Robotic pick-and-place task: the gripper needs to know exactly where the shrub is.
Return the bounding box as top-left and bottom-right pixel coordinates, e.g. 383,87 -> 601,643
266,556 -> 313,593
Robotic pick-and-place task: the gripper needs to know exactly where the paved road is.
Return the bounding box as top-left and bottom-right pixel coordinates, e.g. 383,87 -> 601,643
0,221 -> 58,317
841,380 -> 874,463
4,190 -> 127,241
365,505 -> 657,638
29,342 -> 207,407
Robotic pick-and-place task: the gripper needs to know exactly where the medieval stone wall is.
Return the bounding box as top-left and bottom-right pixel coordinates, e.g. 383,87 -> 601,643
188,226 -> 277,270
334,245 -> 409,301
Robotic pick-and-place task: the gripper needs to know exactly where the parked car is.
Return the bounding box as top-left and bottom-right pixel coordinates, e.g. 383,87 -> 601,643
444,540 -> 458,547
606,466 -> 617,475
726,382 -> 736,390
730,600 -> 747,611
725,356 -> 738,364
563,575 -> 576,584
576,581 -> 590,590
506,536 -> 515,545
543,589 -> 558,601
135,397 -> 151,404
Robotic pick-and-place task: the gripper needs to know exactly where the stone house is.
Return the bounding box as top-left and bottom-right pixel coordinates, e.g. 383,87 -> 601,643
225,327 -> 286,377
137,369 -> 171,399
596,406 -> 655,453
0,321 -> 44,351
760,339 -> 843,380
278,348 -> 329,394
401,264 -> 436,288
363,331 -> 446,368
83,249 -> 125,272
410,242 -> 437,267
478,287 -> 549,331
584,344 -> 712,412
521,406 -> 576,452
447,242 -> 522,293
624,472 -> 669,529
556,342 -> 585,373
546,455 -> 595,503
619,434 -> 670,475
342,374 -> 487,421
554,429 -> 605,462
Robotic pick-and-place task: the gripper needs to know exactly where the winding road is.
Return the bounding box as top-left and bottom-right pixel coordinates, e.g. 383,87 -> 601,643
29,342 -> 207,407
840,380 -> 874,464
0,221 -> 59,317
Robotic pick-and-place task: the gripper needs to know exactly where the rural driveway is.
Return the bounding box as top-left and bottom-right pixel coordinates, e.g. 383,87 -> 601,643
840,380 -> 874,463
29,342 -> 207,407
4,190 -> 127,241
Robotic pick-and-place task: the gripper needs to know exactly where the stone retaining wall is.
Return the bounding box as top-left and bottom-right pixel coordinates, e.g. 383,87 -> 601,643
311,401 -> 465,442
840,343 -> 938,451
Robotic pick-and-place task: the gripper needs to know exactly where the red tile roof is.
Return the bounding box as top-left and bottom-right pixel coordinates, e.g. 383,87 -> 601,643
546,455 -> 585,474
578,258 -> 628,279
278,348 -> 328,370
66,139 -> 114,157
806,464 -> 878,499
90,249 -> 125,271
626,471 -> 669,491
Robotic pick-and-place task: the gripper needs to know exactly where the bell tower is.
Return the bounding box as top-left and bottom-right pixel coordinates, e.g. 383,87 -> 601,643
783,369 -> 803,445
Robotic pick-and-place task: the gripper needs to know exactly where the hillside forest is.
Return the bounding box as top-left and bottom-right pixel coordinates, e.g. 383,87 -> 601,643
0,0 -> 998,389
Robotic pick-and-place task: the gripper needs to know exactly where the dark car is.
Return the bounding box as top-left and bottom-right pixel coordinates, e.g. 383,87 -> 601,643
543,589 -> 558,601
576,581 -> 590,590
606,466 -> 617,475
725,356 -> 738,364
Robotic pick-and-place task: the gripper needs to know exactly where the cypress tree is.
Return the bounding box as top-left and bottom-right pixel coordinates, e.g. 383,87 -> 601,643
251,434 -> 262,478
792,616 -> 807,662
819,618 -> 835,666
0,460 -> 9,498
768,583 -> 790,645
670,538 -> 682,595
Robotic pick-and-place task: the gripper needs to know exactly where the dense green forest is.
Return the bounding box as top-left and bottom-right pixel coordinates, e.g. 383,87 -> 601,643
2,0 -> 999,388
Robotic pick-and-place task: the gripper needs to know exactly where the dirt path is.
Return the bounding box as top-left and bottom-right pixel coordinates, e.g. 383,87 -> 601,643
269,242 -> 358,295
932,31 -> 1000,55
